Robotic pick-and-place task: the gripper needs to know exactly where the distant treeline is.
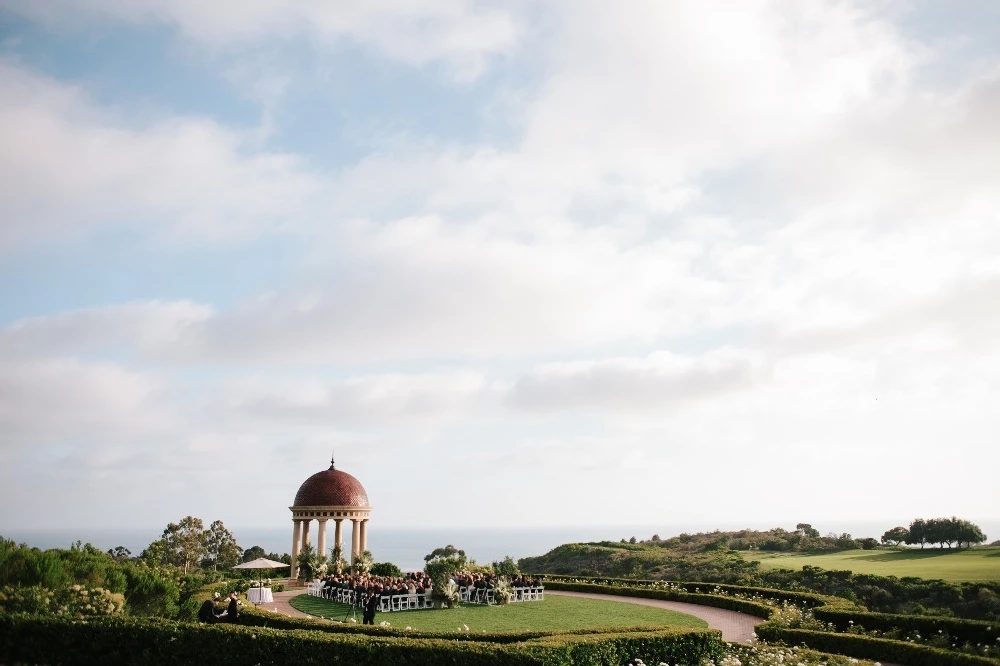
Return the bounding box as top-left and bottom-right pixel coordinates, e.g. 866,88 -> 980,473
881,518 -> 987,549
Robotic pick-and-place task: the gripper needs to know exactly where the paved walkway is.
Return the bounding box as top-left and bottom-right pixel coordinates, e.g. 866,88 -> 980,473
546,590 -> 763,643
256,589 -> 311,618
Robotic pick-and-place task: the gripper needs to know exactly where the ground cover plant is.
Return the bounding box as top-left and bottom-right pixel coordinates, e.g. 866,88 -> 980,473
625,644 -> 883,665
746,548 -> 1000,583
288,593 -> 708,632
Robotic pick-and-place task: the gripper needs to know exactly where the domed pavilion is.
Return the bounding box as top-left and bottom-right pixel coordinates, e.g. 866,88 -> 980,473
290,456 -> 372,579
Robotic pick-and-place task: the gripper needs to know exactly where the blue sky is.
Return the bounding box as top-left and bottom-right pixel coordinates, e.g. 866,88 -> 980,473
1,1 -> 999,540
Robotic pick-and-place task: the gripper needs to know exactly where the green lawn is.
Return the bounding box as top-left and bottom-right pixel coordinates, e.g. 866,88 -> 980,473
288,594 -> 707,632
744,548 -> 1000,582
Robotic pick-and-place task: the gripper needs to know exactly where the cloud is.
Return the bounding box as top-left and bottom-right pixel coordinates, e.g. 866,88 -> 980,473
0,61 -> 320,249
507,350 -> 763,412
0,357 -> 171,446
0,0 -> 520,80
215,372 -> 495,425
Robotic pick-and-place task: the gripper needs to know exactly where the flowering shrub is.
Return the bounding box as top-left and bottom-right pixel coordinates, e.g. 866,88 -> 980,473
0,584 -> 125,618
625,643 -> 881,665
765,603 -> 828,631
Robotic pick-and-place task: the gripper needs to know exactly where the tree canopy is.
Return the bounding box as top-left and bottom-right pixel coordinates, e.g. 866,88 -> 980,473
905,517 -> 986,549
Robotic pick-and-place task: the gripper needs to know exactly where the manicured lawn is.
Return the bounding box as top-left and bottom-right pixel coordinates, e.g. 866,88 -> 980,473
744,548 -> 1000,582
288,594 -> 707,632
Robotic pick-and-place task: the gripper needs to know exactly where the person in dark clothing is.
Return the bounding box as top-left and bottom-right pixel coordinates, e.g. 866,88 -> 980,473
198,598 -> 219,623
225,592 -> 239,623
363,590 -> 380,625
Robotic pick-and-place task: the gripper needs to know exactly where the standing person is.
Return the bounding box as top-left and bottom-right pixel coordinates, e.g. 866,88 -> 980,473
363,588 -> 380,625
225,591 -> 240,623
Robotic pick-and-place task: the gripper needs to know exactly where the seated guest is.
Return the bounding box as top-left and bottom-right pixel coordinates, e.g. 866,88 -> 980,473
225,591 -> 240,622
198,598 -> 219,623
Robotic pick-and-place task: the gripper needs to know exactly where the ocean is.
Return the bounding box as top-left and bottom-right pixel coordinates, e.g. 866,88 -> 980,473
8,519 -> 993,572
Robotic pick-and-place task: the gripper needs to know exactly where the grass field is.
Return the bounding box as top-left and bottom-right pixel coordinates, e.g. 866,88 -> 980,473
288,594 -> 707,632
744,547 -> 1000,582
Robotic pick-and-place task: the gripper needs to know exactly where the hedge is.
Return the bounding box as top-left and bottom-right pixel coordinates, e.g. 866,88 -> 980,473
813,606 -> 999,646
536,574 -> 858,611
0,613 -> 726,666
755,625 -> 1000,666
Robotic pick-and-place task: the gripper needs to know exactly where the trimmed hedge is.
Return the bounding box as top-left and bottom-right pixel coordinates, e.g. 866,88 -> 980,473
0,612 -> 726,666
541,580 -> 775,619
537,574 -> 858,611
756,625 -> 1000,666
813,607 -> 999,646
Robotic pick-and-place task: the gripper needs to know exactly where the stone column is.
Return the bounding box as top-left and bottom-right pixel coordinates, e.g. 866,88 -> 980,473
334,519 -> 343,552
351,519 -> 361,560
291,519 -> 302,580
302,519 -> 311,548
360,519 -> 368,554
317,519 -> 328,562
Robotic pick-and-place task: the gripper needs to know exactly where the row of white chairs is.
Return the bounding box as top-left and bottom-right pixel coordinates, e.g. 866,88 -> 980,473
461,586 -> 545,605
305,582 -> 544,611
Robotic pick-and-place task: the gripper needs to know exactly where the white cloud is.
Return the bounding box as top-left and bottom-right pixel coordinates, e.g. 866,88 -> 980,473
507,349 -> 763,412
0,357 -> 170,446
0,61 -> 320,249
215,372 -> 495,425
0,0 -> 520,79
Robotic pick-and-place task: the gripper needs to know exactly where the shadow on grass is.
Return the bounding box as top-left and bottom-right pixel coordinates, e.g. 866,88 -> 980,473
787,549 -> 967,563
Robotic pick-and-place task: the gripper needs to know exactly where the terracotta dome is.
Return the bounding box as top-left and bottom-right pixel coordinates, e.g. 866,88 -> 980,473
293,464 -> 370,507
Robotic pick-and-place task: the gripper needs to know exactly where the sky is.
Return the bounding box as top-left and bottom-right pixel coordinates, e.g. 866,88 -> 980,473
1,1 -> 998,537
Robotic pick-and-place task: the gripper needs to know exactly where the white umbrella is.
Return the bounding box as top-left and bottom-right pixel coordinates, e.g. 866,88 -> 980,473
233,557 -> 289,584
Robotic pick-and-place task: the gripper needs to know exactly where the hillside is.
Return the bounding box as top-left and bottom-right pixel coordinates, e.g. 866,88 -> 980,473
518,529 -> 1000,620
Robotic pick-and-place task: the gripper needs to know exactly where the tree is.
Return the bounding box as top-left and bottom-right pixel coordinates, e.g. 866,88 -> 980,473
906,518 -> 928,549
370,561 -> 403,577
925,518 -> 954,548
955,520 -> 987,548
881,526 -> 908,546
353,550 -> 373,575
329,545 -> 347,575
796,523 -> 820,539
107,546 -> 132,561
492,555 -> 520,579
203,520 -> 241,570
296,543 -> 320,581
242,546 -> 266,562
424,544 -> 467,601
150,516 -> 207,574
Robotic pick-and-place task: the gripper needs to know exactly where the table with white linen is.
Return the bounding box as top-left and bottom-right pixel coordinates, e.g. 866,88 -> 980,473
247,587 -> 273,604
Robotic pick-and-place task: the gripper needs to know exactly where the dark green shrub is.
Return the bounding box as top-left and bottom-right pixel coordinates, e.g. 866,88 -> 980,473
370,562 -> 403,577
0,612 -> 725,666
756,625 -> 999,666
814,607 -> 998,646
